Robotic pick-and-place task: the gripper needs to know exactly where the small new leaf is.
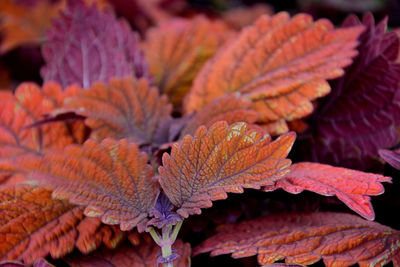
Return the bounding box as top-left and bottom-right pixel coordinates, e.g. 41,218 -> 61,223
264,162 -> 391,220
159,121 -> 295,217
194,212 -> 400,266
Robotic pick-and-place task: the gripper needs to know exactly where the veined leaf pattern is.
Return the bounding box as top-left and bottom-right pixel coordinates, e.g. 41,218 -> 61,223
184,12 -> 363,135
194,212 -> 400,266
9,138 -> 159,232
264,162 -> 391,220
0,185 -> 124,264
159,121 -> 295,217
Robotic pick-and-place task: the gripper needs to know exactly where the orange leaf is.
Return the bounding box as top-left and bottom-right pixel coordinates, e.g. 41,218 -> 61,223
64,77 -> 172,145
264,162 -> 392,220
194,212 -> 400,266
222,3 -> 273,30
0,82 -> 84,185
143,16 -> 230,106
16,138 -> 159,232
65,238 -> 191,267
184,12 -> 363,134
159,121 -> 295,218
0,0 -> 65,53
181,94 -> 259,137
0,185 -> 124,264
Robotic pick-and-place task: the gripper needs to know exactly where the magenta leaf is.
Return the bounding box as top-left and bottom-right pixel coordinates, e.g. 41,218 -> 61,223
148,192 -> 182,229
41,0 -> 149,88
304,13 -> 400,170
379,148 -> 400,169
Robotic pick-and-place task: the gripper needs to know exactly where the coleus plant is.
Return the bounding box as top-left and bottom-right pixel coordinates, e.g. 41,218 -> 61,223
0,0 -> 400,266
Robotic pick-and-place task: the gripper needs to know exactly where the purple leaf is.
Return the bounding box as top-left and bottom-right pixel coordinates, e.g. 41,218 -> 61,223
305,13 -> 400,170
379,148 -> 400,169
41,0 -> 149,89
148,192 -> 182,229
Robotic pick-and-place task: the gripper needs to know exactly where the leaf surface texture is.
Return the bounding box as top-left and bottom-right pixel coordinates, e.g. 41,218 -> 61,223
194,212 -> 400,266
143,16 -> 230,106
264,162 -> 391,220
64,77 -> 172,145
0,82 -> 83,185
306,14 -> 400,169
185,12 -> 363,134
0,185 -> 124,264
159,121 -> 295,217
12,138 -> 159,231
41,0 -> 148,88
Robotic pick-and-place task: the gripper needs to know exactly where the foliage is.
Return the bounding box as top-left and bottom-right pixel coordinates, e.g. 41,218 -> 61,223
0,1 -> 399,267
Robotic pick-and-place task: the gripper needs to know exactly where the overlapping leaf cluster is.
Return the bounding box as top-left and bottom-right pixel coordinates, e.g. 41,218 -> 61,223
0,0 -> 399,266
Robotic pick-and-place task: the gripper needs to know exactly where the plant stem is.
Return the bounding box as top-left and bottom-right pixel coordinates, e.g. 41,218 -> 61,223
149,227 -> 161,245
148,221 -> 184,267
170,221 -> 183,242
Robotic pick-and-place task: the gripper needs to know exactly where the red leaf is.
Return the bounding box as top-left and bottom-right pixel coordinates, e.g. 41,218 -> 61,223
65,238 -> 191,267
41,0 -> 148,88
306,14 -> 400,170
10,138 -> 160,232
184,12 -> 363,135
64,77 -> 172,145
264,162 -> 391,220
0,82 -> 84,185
194,212 -> 400,266
143,15 -> 231,106
0,0 -> 64,53
159,121 -> 295,217
0,185 -> 124,264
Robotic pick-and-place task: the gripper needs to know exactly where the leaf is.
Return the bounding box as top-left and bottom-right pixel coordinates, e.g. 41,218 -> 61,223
65,238 -> 191,267
0,258 -> 55,267
379,148 -> 400,170
0,82 -> 84,185
143,15 -> 231,106
184,12 -> 363,135
0,185 -> 124,264
181,94 -> 259,137
14,138 -> 159,232
41,0 -> 149,89
0,0 -> 64,53
148,192 -> 182,229
222,3 -> 273,30
64,77 -> 172,145
159,121 -> 295,218
305,14 -> 400,170
263,162 -> 391,220
194,212 -> 400,266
